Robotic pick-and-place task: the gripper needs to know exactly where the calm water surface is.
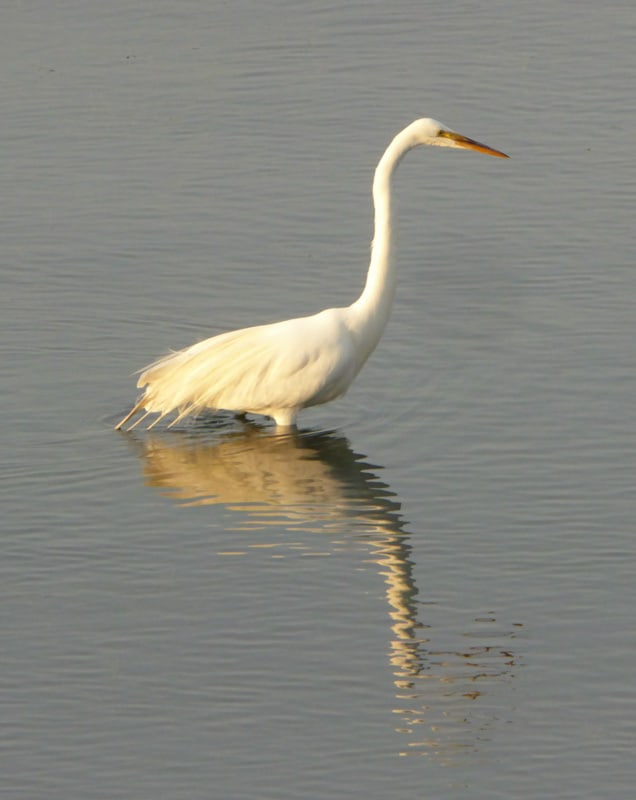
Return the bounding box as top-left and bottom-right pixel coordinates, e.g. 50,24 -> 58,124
2,1 -> 635,798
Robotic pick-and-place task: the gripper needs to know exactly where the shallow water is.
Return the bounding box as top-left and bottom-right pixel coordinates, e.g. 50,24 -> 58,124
2,1 -> 636,798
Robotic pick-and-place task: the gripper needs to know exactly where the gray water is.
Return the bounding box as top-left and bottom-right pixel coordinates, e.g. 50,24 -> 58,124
2,1 -> 635,798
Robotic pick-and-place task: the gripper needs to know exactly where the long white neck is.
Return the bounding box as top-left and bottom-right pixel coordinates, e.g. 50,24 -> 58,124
348,125 -> 421,368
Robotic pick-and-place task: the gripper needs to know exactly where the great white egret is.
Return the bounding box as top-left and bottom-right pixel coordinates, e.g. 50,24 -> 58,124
116,118 -> 508,431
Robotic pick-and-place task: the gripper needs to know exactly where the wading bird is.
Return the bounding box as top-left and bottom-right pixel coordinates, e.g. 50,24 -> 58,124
116,118 -> 507,431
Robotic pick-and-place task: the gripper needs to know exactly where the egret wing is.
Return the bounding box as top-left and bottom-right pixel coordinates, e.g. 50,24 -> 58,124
136,308 -> 357,421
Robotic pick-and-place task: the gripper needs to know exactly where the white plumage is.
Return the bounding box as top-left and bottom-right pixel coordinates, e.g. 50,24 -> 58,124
116,118 -> 507,431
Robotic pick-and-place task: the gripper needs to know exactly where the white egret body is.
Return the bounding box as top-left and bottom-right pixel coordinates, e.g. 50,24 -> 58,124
116,118 -> 507,430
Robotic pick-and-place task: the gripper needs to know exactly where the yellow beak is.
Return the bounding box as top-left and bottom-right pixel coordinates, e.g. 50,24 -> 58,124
440,129 -> 509,158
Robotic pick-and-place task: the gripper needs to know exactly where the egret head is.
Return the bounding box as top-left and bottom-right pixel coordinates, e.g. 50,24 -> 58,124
408,117 -> 509,158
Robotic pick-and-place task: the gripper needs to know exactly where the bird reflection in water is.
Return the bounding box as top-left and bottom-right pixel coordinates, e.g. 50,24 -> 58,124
122,418 -> 521,761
